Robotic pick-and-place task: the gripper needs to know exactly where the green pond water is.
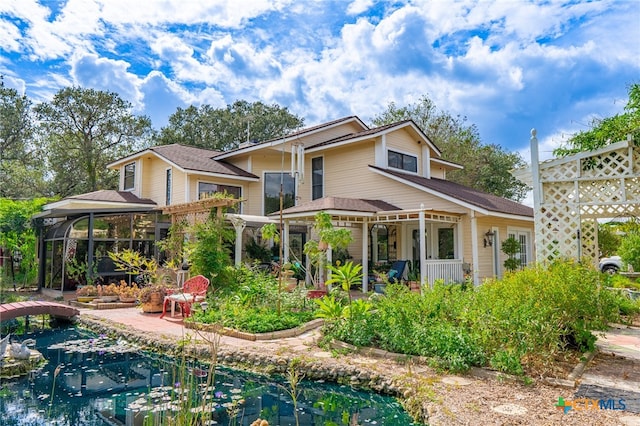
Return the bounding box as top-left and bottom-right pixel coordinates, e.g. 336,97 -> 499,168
0,327 -> 418,425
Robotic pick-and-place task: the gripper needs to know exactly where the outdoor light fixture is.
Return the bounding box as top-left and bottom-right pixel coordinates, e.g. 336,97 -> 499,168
484,230 -> 495,248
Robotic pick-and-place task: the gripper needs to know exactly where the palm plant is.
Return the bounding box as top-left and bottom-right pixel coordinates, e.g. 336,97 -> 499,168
325,261 -> 363,305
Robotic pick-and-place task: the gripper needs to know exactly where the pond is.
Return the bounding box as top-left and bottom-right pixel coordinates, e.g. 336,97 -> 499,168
0,327 -> 419,425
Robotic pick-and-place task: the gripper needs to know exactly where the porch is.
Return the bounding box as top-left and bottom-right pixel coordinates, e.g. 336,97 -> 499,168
273,198 -> 470,292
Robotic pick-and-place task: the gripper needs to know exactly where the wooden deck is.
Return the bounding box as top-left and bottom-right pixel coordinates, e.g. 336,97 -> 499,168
0,301 -> 80,321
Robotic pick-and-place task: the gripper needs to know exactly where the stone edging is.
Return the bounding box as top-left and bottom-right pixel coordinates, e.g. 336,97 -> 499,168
184,318 -> 324,341
330,338 -> 586,389
70,300 -> 137,310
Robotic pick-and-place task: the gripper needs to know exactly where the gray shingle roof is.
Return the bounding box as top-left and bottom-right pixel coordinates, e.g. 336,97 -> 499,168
68,190 -> 156,205
278,196 -> 399,215
150,144 -> 258,179
371,166 -> 533,217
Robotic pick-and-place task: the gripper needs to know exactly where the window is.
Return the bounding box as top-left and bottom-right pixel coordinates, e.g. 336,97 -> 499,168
312,157 -> 323,200
264,172 -> 295,215
388,150 -> 417,173
123,162 -> 136,190
165,169 -> 172,206
198,182 -> 242,212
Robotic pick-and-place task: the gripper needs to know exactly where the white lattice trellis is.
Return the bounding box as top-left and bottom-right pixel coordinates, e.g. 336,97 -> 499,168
517,136 -> 640,265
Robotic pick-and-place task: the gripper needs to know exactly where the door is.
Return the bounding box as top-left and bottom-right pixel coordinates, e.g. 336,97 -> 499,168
508,229 -> 532,269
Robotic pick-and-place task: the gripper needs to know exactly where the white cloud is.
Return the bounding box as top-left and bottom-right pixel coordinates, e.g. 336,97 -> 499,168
70,53 -> 142,105
346,0 -> 374,15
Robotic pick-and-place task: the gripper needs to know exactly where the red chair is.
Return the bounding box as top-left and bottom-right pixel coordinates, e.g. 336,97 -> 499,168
160,275 -> 209,319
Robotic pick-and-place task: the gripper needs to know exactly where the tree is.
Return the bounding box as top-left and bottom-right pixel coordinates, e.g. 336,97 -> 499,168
555,83 -> 640,156
0,78 -> 46,198
0,198 -> 48,286
371,95 -> 529,201
35,87 -> 153,197
156,100 -> 304,151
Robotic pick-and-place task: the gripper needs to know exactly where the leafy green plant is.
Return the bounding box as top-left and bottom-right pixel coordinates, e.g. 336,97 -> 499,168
108,249 -> 158,284
187,212 -> 234,287
618,232 -> 640,272
501,237 -> 521,272
314,295 -> 345,320
325,261 -> 363,306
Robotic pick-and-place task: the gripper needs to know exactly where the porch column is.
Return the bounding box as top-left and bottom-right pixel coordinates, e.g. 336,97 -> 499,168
470,211 -> 480,285
371,226 -> 379,263
419,204 -> 427,289
362,221 -> 368,292
283,220 -> 290,262
229,217 -> 246,266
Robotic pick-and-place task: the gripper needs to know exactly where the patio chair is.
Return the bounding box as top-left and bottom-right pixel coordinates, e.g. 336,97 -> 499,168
368,260 -> 409,285
159,275 -> 209,319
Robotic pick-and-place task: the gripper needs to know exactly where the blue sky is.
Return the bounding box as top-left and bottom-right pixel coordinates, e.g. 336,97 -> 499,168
1,0 -> 638,164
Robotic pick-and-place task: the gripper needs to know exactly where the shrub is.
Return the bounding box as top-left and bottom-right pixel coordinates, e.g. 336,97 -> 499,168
323,261 -> 626,375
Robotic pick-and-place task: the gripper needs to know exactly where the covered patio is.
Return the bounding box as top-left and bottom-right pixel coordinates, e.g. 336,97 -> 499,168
273,197 -> 467,292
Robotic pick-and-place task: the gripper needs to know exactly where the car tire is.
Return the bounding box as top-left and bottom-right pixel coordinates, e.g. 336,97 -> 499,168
602,265 -> 619,274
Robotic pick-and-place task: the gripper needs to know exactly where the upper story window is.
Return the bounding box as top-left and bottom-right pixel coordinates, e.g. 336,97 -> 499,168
312,156 -> 323,200
264,172 -> 295,215
198,182 -> 241,213
388,150 -> 417,173
165,169 -> 172,206
123,162 -> 136,190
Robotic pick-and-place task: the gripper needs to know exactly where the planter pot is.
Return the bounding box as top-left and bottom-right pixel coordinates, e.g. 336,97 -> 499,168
141,291 -> 164,313
99,295 -> 119,303
77,296 -> 97,303
119,295 -> 137,303
318,241 -> 328,251
141,301 -> 164,313
307,290 -> 327,299
373,283 -> 387,294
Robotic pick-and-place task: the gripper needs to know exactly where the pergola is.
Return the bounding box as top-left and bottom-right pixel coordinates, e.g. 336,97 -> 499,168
516,131 -> 640,264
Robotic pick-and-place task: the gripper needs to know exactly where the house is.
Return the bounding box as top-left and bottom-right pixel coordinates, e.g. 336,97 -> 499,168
35,116 -> 534,291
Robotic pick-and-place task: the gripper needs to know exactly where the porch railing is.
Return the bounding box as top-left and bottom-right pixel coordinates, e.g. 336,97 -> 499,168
424,259 -> 464,285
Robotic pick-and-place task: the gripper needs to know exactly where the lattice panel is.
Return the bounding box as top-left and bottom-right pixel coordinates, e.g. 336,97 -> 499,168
531,143 -> 640,266
580,219 -> 598,264
542,181 -> 577,204
541,160 -> 579,182
581,203 -> 639,218
535,204 -> 581,262
580,148 -> 630,178
627,177 -> 640,201
579,179 -> 623,203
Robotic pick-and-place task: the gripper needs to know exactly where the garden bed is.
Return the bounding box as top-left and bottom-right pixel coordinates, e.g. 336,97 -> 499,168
185,318 -> 324,341
70,300 -> 137,310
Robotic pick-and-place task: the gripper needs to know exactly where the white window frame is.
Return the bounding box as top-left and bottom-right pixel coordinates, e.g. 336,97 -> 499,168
387,148 -> 418,174
263,171 -> 296,215
311,156 -> 324,200
197,181 -> 243,213
165,168 -> 172,206
123,162 -> 136,191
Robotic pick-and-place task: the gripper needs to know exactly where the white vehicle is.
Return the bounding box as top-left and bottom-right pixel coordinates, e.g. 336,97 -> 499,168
599,256 -> 623,274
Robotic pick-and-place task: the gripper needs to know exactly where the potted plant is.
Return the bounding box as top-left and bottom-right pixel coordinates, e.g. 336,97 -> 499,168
117,280 -> 139,303
75,284 -> 98,302
138,284 -> 170,313
96,283 -> 120,302
407,268 -> 420,292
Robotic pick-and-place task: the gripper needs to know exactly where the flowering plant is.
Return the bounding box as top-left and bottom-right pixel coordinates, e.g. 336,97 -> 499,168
76,285 -> 98,297
117,281 -> 140,299
97,283 -> 119,296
